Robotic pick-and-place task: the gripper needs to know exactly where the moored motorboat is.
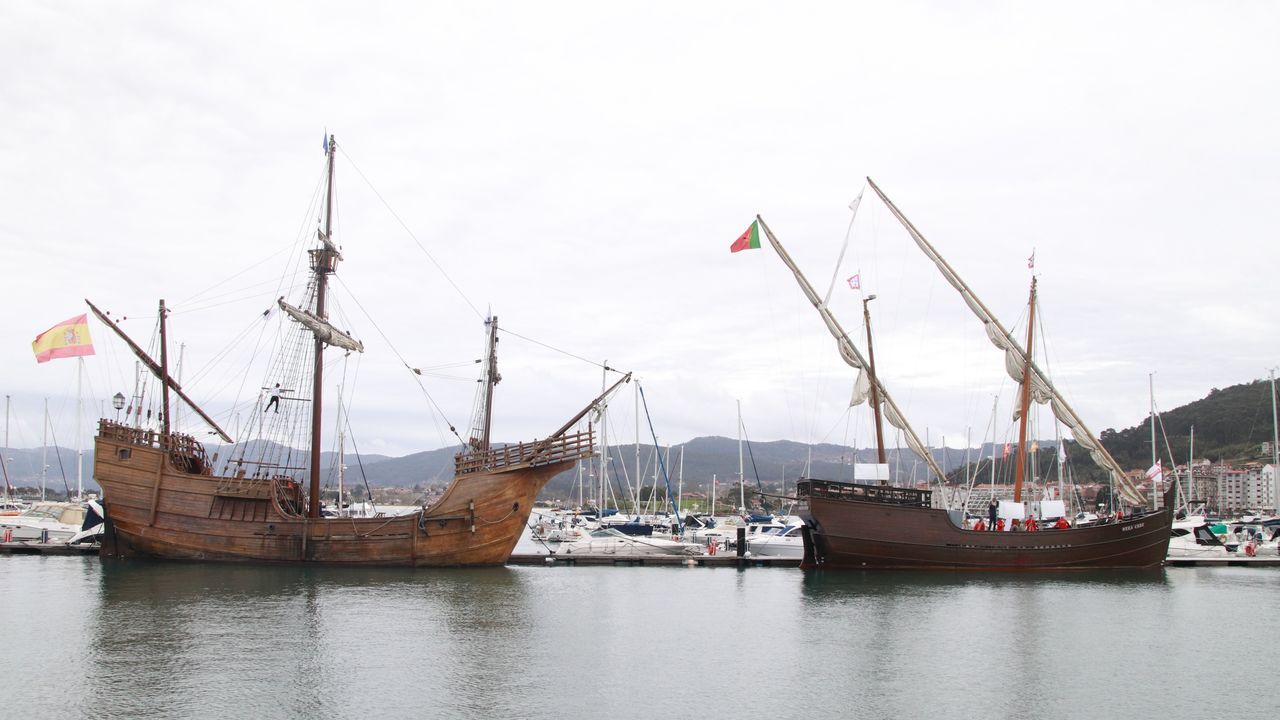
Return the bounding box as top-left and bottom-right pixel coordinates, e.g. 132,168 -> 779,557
746,524 -> 804,559
0,501 -> 99,544
559,527 -> 703,557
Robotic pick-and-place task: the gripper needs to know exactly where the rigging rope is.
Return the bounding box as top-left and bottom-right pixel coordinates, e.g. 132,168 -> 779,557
337,146 -> 484,321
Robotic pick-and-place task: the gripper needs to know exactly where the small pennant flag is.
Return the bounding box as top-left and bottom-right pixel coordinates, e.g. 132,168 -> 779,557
730,220 -> 761,253
1027,250 -> 1036,269
1002,442 -> 1011,458
33,314 -> 95,364
1145,460 -> 1163,486
847,274 -> 860,289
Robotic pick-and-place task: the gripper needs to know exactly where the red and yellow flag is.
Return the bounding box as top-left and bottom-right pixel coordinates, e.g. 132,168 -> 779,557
730,220 -> 761,253
32,314 -> 95,364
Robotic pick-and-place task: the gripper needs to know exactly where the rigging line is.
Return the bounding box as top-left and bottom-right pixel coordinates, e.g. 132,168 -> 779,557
498,327 -> 621,373
330,274 -> 463,444
177,165 -> 327,309
738,414 -> 769,514
45,421 -> 71,496
636,382 -> 681,532
336,146 -> 483,320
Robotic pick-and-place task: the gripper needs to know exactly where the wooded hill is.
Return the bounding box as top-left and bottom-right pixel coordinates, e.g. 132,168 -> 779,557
1098,379 -> 1276,469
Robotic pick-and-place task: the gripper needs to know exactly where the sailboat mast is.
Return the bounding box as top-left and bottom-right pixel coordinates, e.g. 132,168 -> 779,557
863,295 -> 887,465
308,134 -> 338,519
1188,425 -> 1195,515
1149,372 -> 1158,511
737,400 -> 744,513
41,399 -> 48,501
480,316 -> 499,452
1013,278 -> 1037,504
159,299 -> 171,436
2,395 -> 11,500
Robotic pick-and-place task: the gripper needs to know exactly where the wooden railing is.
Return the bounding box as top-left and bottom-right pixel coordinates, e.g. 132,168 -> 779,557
454,429 -> 594,476
798,478 -> 933,508
99,419 -> 211,474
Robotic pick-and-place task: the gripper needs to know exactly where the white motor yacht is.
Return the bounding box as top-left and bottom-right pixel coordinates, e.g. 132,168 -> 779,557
746,524 -> 804,559
0,501 -> 92,544
559,528 -> 703,557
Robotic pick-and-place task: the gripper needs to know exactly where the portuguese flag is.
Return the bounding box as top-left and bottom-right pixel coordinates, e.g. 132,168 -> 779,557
730,220 -> 761,253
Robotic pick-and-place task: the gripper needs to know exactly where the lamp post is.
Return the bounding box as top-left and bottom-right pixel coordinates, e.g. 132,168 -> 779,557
112,392 -> 125,422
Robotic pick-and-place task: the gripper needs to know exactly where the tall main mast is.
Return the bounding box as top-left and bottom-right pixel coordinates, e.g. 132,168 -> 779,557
1012,278 -> 1037,503
308,134 -> 340,519
863,295 -> 887,467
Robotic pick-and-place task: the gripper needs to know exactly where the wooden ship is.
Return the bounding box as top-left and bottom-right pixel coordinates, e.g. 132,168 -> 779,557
753,179 -> 1174,570
90,135 -> 624,566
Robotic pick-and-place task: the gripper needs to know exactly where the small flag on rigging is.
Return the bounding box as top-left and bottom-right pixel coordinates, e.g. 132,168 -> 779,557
1145,460 -> 1164,486
1027,250 -> 1036,269
847,274 -> 860,289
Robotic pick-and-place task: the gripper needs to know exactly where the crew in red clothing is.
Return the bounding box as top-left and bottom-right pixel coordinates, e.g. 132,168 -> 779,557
1054,516 -> 1071,530
1024,516 -> 1039,532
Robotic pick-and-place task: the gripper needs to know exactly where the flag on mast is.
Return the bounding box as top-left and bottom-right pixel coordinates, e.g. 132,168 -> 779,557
1145,460 -> 1163,487
847,274 -> 860,289
32,314 -> 95,363
730,220 -> 761,253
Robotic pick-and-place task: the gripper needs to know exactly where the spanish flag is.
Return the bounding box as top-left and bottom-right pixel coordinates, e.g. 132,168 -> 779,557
32,314 -> 95,364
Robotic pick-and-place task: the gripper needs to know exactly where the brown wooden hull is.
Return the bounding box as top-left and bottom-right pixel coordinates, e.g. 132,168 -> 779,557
799,482 -> 1176,570
94,425 -> 571,567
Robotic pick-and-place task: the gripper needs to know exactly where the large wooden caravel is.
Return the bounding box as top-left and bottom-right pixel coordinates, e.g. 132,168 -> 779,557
91,134 -> 618,566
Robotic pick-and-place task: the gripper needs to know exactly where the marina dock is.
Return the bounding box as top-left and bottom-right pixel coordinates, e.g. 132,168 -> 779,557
508,553 -> 800,567
0,542 -> 100,556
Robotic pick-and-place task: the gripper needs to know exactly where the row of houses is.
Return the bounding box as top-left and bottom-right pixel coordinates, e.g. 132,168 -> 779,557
952,461 -> 1278,517
1144,460 -> 1277,515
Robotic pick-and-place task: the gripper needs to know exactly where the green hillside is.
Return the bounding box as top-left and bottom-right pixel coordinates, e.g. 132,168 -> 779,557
1099,379 -> 1276,468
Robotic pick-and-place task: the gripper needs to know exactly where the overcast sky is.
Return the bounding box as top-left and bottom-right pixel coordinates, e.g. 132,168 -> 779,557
2,2 -> 1277,465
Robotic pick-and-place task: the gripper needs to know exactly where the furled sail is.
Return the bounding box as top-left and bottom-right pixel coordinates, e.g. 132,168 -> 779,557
755,216 -> 949,488
865,178 -> 1146,505
277,298 -> 364,353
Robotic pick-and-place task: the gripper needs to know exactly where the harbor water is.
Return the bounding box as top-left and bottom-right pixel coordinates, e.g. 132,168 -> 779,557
1,553 -> 1273,719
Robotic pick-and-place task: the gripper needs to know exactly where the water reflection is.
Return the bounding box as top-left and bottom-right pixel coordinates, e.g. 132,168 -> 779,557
7,558 -> 1267,719
800,568 -> 1169,603
85,560 -> 534,720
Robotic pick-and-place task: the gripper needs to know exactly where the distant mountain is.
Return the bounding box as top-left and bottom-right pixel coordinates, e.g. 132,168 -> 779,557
5,379 -> 1272,501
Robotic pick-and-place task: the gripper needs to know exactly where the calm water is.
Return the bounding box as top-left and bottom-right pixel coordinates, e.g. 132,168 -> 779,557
1,553 -> 1274,719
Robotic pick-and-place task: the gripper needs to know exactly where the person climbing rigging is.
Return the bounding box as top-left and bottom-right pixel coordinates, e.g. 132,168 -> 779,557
264,383 -> 283,413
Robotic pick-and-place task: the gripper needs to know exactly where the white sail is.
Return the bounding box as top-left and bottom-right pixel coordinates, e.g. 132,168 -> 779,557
849,367 -> 872,407
277,298 -> 365,353
865,178 -> 1145,506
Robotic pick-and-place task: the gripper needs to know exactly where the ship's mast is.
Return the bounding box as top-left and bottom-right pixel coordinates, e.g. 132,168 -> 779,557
479,316 -> 499,452
863,295 -> 887,468
1013,278 -> 1037,504
308,134 -> 340,519
159,299 -> 171,437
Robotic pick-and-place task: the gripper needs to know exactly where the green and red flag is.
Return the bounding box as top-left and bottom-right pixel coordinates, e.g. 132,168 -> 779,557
730,220 -> 761,253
